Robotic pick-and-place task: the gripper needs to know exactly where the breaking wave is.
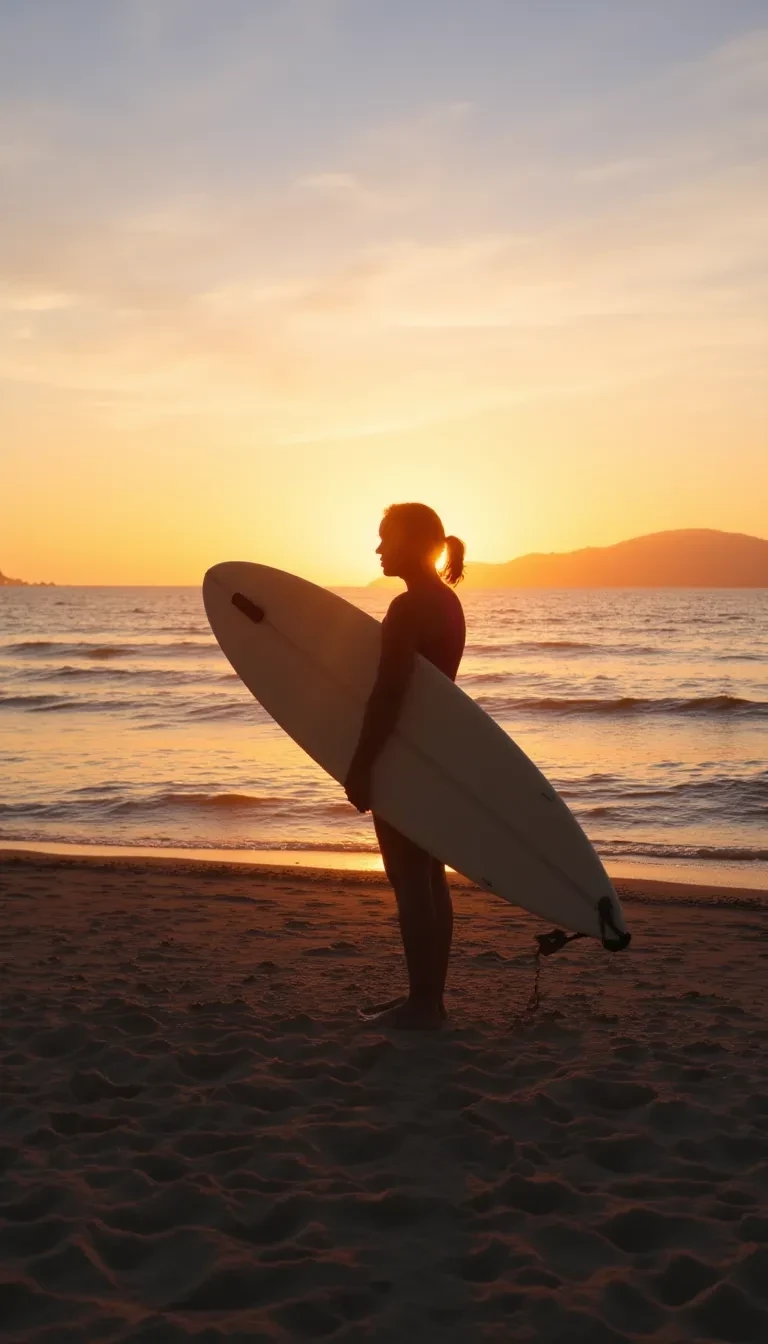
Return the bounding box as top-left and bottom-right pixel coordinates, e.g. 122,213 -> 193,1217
477,693 -> 767,717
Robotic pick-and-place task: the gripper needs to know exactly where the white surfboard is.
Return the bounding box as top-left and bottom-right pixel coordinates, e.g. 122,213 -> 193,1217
203,562 -> 630,949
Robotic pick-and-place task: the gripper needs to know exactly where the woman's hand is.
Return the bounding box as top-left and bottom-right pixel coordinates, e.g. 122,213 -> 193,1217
344,759 -> 372,813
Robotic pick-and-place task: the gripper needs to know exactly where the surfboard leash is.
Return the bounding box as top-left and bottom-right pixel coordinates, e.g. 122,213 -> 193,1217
506,947 -> 543,1030
510,898 -> 630,1030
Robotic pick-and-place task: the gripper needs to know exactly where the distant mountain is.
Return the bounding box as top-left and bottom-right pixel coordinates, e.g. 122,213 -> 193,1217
369,530 -> 768,589
0,568 -> 54,587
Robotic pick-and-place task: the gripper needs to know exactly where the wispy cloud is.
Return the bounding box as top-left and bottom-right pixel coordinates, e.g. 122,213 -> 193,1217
575,158 -> 654,184
1,17 -> 766,442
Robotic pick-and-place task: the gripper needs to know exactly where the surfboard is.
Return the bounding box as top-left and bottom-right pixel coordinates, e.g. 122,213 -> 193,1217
203,562 -> 630,949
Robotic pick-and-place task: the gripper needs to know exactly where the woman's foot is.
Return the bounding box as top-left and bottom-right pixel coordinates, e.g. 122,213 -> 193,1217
359,994 -> 447,1021
359,997 -> 444,1031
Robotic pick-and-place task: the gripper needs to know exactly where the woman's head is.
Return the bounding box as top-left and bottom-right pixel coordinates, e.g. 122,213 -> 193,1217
376,503 -> 465,586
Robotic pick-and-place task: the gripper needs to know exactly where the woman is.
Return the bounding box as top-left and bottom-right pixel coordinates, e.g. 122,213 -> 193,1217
344,503 -> 466,1030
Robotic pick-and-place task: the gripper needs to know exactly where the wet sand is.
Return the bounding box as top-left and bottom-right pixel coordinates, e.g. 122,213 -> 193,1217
1,851 -> 767,1342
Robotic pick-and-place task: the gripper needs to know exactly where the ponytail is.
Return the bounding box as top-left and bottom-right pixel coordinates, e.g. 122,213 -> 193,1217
440,534 -> 466,587
381,503 -> 466,585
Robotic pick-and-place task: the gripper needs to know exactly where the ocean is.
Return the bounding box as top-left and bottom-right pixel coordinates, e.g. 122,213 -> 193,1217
1,585 -> 766,889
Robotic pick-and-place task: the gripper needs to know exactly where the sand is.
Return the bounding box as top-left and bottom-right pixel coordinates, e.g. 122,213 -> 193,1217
1,852 -> 767,1343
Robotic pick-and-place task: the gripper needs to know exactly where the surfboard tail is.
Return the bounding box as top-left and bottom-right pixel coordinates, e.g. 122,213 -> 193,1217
536,895 -> 631,955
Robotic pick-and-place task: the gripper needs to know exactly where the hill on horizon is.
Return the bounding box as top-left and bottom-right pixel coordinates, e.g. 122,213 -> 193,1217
370,529 -> 768,589
0,568 -> 54,587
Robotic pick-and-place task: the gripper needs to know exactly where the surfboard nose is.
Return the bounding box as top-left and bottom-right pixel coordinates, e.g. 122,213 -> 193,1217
203,561 -> 252,597
204,561 -> 231,589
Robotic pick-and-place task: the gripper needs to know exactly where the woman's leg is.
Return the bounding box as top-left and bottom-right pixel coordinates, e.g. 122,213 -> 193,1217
370,813 -> 443,1028
430,858 -> 454,1004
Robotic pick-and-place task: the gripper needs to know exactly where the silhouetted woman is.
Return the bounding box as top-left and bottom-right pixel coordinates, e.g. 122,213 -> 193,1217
344,504 -> 466,1029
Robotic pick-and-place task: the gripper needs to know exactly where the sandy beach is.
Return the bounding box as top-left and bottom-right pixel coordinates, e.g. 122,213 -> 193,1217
2,851 -> 767,1343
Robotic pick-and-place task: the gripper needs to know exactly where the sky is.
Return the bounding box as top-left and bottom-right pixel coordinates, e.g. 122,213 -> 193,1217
1,0 -> 766,585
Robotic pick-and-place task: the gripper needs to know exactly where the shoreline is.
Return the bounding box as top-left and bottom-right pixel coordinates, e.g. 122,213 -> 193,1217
2,844 -> 767,905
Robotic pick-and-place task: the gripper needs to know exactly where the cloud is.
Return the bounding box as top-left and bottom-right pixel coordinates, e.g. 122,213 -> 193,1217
0,19 -> 765,442
294,169 -> 415,216
575,158 -> 654,184
1,149 -> 765,439
706,26 -> 768,89
0,287 -> 75,313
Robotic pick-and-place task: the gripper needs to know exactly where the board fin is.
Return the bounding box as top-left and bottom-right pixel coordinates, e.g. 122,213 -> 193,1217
537,897 -> 631,955
597,896 -> 632,952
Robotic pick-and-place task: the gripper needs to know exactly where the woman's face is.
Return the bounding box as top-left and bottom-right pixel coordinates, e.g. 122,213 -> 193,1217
375,520 -> 406,576
376,519 -> 438,577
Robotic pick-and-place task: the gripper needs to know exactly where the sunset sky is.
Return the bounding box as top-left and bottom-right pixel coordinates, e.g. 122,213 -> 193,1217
2,1 -> 766,585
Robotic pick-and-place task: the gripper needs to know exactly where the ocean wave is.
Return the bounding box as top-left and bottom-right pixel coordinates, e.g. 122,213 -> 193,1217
466,639 -> 676,659
465,642 -> 515,656
0,688 -> 253,719
612,775 -> 767,803
19,664 -> 220,686
0,802 -> 53,816
3,639 -> 218,660
31,698 -> 145,715
461,671 -> 513,686
599,839 -> 768,863
717,650 -> 768,662
0,829 -> 381,855
571,772 -> 767,815
108,791 -> 292,814
0,693 -> 67,709
0,792 -> 372,824
515,640 -> 597,651
0,691 -> 163,715
4,641 -> 132,659
158,626 -> 210,636
28,664 -> 136,680
476,693 -> 768,717
185,701 -> 259,721
0,792 -> 290,820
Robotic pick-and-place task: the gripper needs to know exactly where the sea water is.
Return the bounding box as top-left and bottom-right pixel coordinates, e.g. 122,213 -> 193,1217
1,585 -> 766,889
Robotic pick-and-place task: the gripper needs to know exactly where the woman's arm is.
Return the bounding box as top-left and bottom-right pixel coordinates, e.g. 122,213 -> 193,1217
344,595 -> 416,811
